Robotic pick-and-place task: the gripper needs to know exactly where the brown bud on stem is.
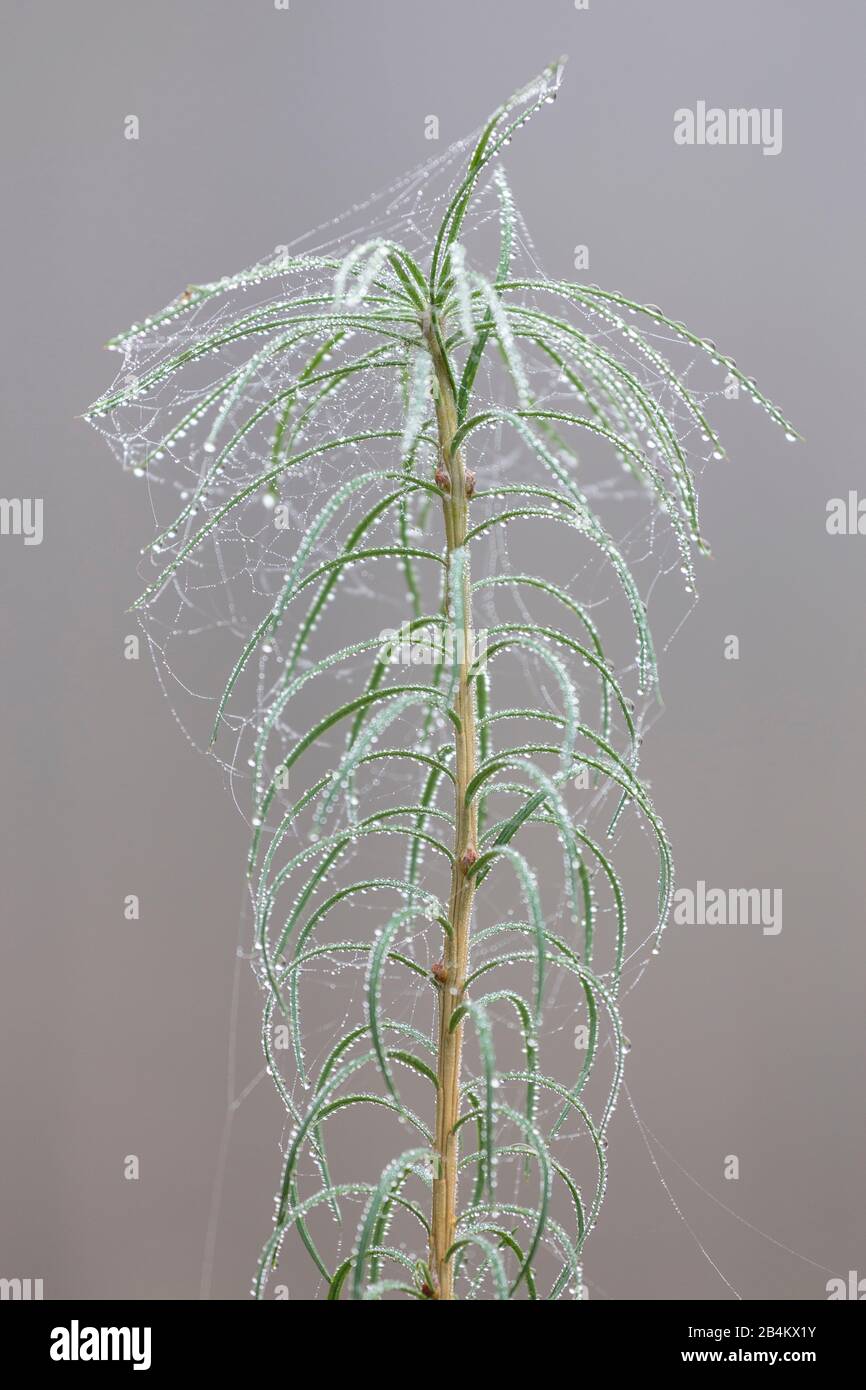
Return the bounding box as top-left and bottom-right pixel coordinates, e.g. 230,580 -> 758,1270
464,470 -> 476,499
434,466 -> 451,493
431,960 -> 448,986
459,846 -> 478,875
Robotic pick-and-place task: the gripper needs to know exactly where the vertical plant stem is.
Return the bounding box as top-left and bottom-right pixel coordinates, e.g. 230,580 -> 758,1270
425,314 -> 478,1300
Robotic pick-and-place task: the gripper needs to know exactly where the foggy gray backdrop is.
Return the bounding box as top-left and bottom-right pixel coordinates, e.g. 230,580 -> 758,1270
1,0 -> 863,1300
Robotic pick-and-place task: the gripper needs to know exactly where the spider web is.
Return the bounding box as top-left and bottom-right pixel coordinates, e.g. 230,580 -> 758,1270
87,65 -> 789,1299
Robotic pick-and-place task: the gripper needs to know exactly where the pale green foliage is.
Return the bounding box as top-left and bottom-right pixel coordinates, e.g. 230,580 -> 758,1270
88,59 -> 794,1300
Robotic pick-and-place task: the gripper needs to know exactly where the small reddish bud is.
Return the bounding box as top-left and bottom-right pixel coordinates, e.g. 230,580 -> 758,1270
459,846 -> 478,875
434,467 -> 451,493
464,470 -> 476,499
431,960 -> 448,985
420,1282 -> 435,1299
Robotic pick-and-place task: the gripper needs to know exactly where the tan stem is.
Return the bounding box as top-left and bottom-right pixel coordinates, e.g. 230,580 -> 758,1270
425,316 -> 478,1300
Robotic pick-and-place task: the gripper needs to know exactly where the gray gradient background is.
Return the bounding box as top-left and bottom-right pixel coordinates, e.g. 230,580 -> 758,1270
1,0 -> 863,1300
